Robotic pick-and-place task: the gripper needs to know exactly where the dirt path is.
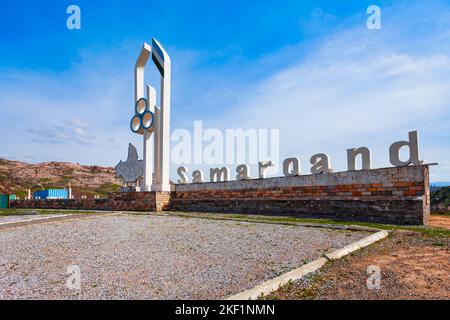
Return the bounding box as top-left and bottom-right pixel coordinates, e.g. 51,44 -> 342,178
266,230 -> 450,300
430,215 -> 450,230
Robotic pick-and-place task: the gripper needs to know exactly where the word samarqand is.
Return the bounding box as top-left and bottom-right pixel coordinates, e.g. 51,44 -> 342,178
177,131 -> 422,184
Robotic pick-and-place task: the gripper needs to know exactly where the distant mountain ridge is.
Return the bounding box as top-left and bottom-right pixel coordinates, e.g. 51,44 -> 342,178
0,158 -> 122,198
430,182 -> 450,187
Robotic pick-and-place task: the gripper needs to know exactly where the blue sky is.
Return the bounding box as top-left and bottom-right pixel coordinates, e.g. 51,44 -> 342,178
0,0 -> 449,182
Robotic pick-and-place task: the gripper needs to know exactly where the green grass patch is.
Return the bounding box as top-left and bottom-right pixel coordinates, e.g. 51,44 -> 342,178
259,274 -> 321,300
58,175 -> 73,184
235,214 -> 450,238
94,183 -> 122,196
166,212 -> 450,238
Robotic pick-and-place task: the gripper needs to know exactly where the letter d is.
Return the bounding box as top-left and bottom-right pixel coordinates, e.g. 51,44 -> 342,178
389,131 -> 422,167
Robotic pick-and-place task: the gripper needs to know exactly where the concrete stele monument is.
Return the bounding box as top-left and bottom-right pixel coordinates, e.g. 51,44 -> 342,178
131,38 -> 171,192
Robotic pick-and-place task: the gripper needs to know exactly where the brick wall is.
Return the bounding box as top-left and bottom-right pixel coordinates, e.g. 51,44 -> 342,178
171,165 -> 430,225
10,165 -> 430,225
10,191 -> 171,212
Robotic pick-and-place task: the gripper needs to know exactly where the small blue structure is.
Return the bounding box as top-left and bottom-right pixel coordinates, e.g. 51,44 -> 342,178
33,189 -> 68,200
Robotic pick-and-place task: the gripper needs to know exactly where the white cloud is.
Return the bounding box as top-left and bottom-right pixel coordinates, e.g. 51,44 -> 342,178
210,2 -> 450,181
27,117 -> 95,145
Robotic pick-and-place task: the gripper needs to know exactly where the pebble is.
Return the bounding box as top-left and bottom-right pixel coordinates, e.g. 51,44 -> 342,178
0,214 -> 368,299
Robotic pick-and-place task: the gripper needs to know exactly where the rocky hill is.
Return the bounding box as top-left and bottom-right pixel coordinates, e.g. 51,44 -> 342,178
0,158 -> 122,198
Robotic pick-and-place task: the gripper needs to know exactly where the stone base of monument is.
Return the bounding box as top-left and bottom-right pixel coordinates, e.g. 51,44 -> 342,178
171,165 -> 431,225
10,165 -> 431,225
109,191 -> 171,211
11,191 -> 171,213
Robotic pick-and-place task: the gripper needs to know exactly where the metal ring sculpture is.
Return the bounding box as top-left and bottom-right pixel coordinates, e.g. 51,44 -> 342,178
130,97 -> 155,134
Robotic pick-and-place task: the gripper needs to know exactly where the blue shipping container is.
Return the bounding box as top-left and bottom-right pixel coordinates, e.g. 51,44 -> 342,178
33,189 -> 68,200
0,195 -> 8,208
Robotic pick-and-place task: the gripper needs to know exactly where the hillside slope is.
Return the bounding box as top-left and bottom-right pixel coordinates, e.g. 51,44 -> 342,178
0,158 -> 122,198
431,186 -> 450,212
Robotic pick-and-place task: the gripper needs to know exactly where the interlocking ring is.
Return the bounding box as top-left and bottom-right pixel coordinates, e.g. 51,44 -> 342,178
130,98 -> 155,134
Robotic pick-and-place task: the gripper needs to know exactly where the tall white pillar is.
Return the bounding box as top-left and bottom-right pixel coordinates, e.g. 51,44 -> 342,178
143,85 -> 156,191
157,63 -> 171,191
132,38 -> 171,192
152,38 -> 171,192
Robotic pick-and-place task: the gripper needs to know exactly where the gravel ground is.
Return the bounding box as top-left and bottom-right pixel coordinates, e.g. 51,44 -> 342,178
0,214 -> 68,225
0,213 -> 369,300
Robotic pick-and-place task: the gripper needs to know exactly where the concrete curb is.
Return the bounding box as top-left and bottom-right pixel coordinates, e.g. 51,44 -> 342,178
0,214 -> 69,226
324,230 -> 389,261
227,258 -> 328,300
226,229 -> 389,300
